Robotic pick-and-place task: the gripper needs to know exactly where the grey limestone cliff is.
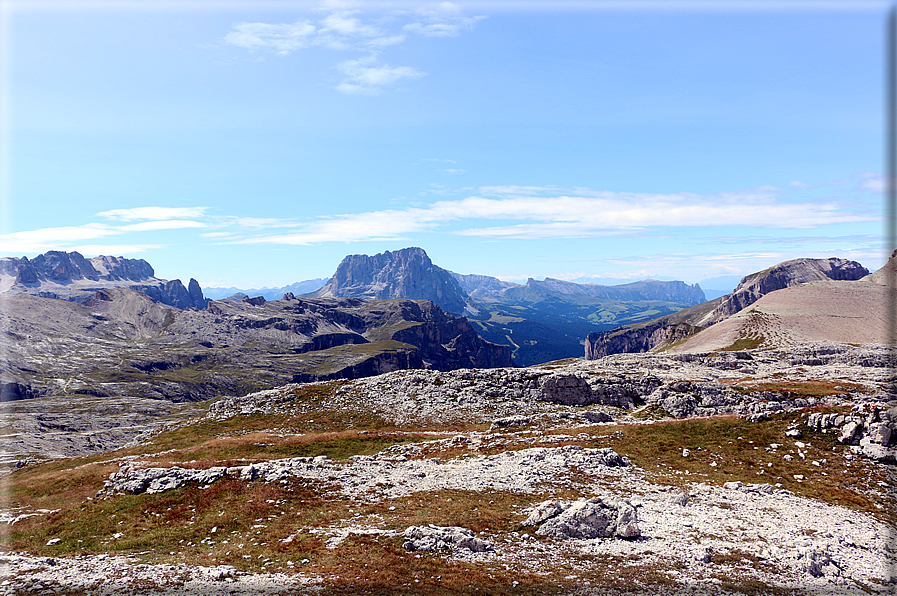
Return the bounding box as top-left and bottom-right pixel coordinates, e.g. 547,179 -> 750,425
0,250 -> 208,310
313,247 -> 476,315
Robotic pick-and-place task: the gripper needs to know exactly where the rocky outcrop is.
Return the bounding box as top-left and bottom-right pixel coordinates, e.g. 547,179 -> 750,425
313,247 -> 476,315
806,403 -> 897,463
402,526 -> 493,553
699,257 -> 869,326
136,278 -> 208,310
523,496 -> 640,539
0,251 -> 155,285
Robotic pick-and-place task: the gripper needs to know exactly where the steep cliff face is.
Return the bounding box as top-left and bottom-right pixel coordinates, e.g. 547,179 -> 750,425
0,251 -> 207,309
315,247 -> 475,315
698,257 -> 869,326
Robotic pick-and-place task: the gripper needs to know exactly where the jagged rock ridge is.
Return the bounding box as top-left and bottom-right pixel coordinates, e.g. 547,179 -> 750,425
698,257 -> 869,327
0,250 -> 208,310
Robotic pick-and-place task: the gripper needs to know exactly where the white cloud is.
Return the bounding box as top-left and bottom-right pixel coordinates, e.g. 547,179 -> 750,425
225,22 -> 317,55
236,209 -> 433,245
71,244 -> 163,256
336,58 -> 425,94
404,3 -> 486,37
0,208 -> 209,255
858,175 -> 890,192
97,206 -> 209,221
119,220 -> 206,232
0,224 -> 118,254
224,5 -> 482,93
224,186 -> 875,246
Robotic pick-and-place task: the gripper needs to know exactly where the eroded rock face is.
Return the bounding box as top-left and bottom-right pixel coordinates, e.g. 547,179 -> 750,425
0,251 -> 208,310
314,247 -> 475,316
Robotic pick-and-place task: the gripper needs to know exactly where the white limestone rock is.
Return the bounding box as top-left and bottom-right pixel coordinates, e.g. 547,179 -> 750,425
402,525 -> 493,553
531,496 -> 640,540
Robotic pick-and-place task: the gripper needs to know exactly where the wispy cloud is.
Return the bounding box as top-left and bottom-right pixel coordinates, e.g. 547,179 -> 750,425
0,213 -> 206,254
2,176 -> 878,258
224,3 -> 482,94
335,56 -> 425,94
224,22 -> 317,55
226,185 -> 876,246
71,244 -> 163,256
97,206 -> 209,221
403,3 -> 486,37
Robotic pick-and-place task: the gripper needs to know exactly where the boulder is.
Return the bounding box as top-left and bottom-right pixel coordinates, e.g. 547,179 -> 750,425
489,415 -> 531,431
581,411 -> 613,424
529,496 -> 640,540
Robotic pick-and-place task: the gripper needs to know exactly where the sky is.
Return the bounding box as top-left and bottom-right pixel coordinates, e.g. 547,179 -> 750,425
0,0 -> 890,290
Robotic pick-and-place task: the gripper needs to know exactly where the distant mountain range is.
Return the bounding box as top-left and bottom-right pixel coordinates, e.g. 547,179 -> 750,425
302,247 -> 707,365
0,246 -> 758,367
203,279 -> 329,301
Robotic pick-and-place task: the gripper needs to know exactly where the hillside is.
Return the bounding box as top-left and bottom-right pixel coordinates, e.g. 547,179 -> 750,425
665,279 -> 892,353
585,256 -> 872,359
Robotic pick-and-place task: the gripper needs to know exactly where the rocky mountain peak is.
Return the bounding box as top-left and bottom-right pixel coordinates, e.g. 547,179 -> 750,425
314,247 -> 475,315
0,250 -> 206,310
698,257 -> 869,326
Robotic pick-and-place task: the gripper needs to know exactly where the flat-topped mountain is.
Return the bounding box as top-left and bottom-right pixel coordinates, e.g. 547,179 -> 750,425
0,250 -> 208,310
313,247 -> 476,316
586,256 -> 875,358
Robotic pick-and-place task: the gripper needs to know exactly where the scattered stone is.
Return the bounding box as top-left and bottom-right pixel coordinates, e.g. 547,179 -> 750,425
402,525 -> 493,553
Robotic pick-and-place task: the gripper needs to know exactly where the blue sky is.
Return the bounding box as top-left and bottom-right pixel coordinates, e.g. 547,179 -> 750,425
0,0 -> 889,290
